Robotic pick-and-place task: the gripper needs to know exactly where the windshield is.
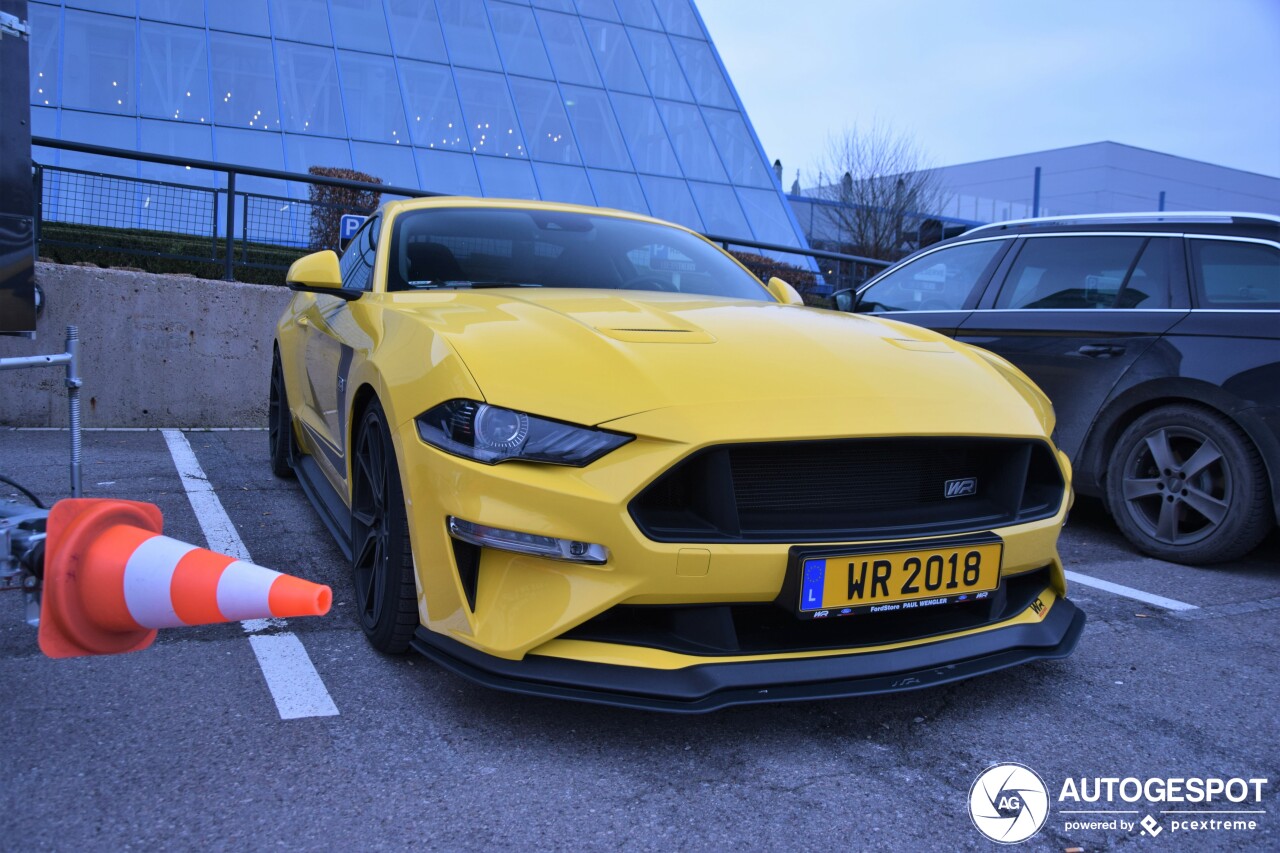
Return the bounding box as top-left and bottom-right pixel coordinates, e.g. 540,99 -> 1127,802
386,207 -> 771,301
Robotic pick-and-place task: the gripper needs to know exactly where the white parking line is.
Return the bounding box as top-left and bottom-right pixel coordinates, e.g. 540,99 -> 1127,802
161,429 -> 339,719
1065,570 -> 1199,612
246,634 -> 342,721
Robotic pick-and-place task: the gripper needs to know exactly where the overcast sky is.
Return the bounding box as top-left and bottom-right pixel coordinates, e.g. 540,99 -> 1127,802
696,0 -> 1280,184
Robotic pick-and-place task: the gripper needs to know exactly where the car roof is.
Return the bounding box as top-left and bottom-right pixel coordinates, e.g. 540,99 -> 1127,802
856,210 -> 1280,291
961,211 -> 1280,241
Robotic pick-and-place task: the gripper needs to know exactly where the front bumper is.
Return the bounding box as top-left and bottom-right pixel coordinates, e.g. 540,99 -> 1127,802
393,415 -> 1074,660
411,590 -> 1085,713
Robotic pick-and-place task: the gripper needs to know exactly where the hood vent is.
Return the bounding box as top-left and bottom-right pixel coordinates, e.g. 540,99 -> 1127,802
597,327 -> 716,344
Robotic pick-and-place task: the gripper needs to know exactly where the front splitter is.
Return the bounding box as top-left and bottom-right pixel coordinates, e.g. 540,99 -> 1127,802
410,596 -> 1086,713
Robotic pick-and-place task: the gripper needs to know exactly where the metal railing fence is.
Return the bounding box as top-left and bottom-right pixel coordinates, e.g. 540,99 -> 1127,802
31,137 -> 896,292
34,136 -> 432,281
36,164 -> 221,265
705,232 -> 890,295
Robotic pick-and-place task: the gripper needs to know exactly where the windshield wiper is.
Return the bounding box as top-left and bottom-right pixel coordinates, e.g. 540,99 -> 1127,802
407,280 -> 544,289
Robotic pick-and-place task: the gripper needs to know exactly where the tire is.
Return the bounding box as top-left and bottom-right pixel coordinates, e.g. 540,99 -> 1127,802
350,400 -> 419,653
268,352 -> 297,479
1105,403 -> 1272,564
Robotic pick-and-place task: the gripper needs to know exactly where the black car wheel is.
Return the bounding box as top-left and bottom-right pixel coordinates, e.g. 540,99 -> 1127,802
1106,404 -> 1272,564
350,401 -> 419,653
268,352 -> 296,479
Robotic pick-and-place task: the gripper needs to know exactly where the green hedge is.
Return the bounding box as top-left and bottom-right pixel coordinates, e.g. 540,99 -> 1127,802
307,166 -> 381,250
38,221 -> 300,286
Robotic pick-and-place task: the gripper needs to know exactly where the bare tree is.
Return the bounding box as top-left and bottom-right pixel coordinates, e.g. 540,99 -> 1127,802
809,123 -> 949,262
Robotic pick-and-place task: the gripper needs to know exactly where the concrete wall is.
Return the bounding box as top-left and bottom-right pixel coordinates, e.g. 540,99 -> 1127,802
0,263 -> 291,427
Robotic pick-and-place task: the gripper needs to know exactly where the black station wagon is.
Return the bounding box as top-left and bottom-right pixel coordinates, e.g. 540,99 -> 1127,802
836,212 -> 1280,565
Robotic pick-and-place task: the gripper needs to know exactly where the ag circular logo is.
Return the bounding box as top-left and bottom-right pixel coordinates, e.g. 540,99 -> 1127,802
968,762 -> 1050,844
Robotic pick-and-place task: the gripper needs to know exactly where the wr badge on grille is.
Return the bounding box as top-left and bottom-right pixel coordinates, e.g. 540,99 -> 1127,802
944,477 -> 977,498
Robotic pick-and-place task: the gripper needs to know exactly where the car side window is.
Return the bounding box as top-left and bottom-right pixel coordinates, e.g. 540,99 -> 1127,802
339,217 -> 379,292
858,240 -> 1004,312
1189,239 -> 1280,309
995,236 -> 1171,309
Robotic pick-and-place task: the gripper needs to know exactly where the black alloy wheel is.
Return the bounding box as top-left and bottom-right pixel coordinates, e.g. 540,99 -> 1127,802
268,352 -> 296,479
1106,404 -> 1272,565
350,401 -> 419,652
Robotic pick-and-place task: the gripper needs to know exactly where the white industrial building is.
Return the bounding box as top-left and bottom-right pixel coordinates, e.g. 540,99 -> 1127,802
927,141 -> 1280,222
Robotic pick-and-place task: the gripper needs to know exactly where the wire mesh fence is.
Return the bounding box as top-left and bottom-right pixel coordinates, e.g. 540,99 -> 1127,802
238,191 -> 385,269
38,165 -> 220,263
31,138 -> 889,291
34,164 -> 395,279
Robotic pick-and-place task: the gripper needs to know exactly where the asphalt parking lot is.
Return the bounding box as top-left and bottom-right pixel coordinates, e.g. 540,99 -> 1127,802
2,428 -> 1278,852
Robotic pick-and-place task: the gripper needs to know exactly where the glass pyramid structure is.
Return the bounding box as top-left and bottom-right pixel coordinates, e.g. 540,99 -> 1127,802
27,0 -> 808,250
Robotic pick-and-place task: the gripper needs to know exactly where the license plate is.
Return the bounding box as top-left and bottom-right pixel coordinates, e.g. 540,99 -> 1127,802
796,540 -> 1002,617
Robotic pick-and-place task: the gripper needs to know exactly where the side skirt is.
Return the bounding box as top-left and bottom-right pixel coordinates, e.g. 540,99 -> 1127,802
294,453 -> 354,562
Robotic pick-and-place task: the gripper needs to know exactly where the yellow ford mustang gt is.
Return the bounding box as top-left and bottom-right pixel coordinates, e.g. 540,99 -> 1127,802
271,197 -> 1085,711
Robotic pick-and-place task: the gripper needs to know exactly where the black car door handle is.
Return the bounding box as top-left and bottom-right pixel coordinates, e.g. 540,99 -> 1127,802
1076,344 -> 1125,358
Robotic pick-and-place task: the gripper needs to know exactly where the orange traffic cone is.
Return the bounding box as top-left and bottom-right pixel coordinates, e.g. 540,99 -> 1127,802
38,498 -> 332,659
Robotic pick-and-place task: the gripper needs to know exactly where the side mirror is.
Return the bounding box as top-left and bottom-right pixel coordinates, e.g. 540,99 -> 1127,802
765,276 -> 805,306
832,288 -> 859,313
286,251 -> 359,301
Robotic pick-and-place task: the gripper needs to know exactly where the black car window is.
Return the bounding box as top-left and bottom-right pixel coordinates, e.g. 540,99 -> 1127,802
857,240 -> 1004,313
996,236 -> 1170,310
1189,239 -> 1280,309
1116,238 -> 1172,308
339,216 -> 378,292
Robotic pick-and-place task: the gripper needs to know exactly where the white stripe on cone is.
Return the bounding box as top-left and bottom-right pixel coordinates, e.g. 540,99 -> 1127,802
119,534 -> 290,629
217,560 -> 284,621
122,535 -> 197,629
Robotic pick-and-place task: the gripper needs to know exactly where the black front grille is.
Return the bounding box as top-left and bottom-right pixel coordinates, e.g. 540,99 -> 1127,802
630,437 -> 1064,543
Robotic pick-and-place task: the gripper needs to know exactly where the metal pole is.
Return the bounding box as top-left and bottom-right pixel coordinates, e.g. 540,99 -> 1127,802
65,326 -> 82,497
223,170 -> 236,281
1032,167 -> 1041,218
0,326 -> 83,498
211,183 -> 219,263
32,162 -> 43,246
240,190 -> 249,264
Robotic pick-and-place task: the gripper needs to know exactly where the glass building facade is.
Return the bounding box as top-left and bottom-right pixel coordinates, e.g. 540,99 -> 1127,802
27,0 -> 809,250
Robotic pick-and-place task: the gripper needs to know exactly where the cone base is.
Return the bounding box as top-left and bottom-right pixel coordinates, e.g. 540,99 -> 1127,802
39,499 -> 163,659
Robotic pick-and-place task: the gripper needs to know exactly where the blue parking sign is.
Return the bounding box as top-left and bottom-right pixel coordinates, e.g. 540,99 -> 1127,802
340,214 -> 366,241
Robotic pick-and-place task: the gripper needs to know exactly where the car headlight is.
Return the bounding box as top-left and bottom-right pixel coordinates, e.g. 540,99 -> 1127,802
416,399 -> 632,466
